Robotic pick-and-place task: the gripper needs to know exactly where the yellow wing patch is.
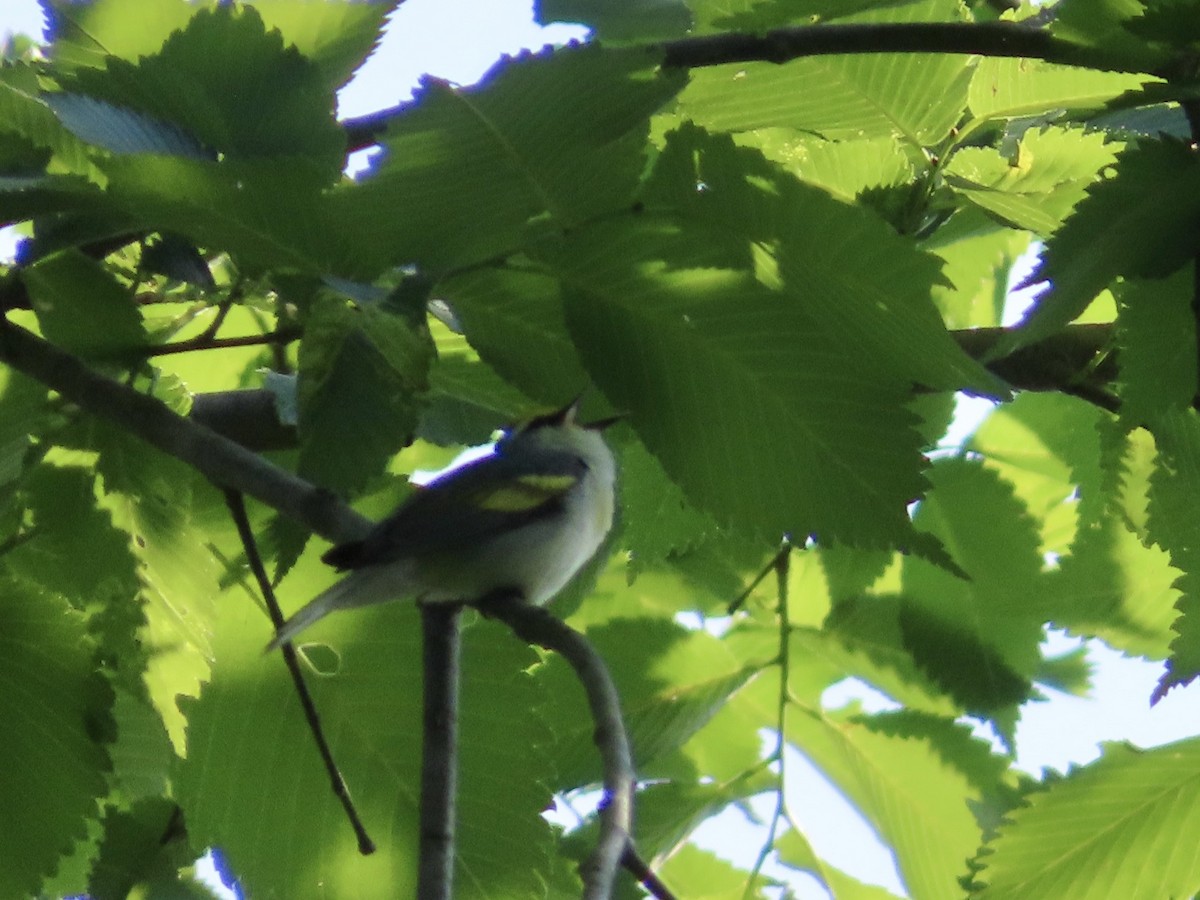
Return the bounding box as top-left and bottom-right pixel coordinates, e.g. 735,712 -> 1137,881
477,474 -> 578,513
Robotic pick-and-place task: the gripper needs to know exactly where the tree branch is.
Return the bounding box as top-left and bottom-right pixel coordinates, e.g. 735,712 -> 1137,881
479,597 -> 634,900
417,602 -> 463,900
190,389 -> 297,452
0,318 -> 369,544
138,327 -> 301,358
657,21 -> 1135,73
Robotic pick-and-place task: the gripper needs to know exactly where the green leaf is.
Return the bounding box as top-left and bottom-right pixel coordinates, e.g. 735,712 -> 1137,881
789,709 -> 1014,900
1046,422 -> 1176,662
1051,511 -> 1180,660
972,739 -> 1200,899
108,689 -> 173,803
297,298 -> 432,496
421,318 -> 534,447
1035,644 -> 1092,696
944,127 -> 1122,236
64,4 -> 345,171
655,842 -> 778,898
777,828 -> 906,899
23,249 -> 146,358
178,596 -> 554,899
88,798 -> 210,900
677,0 -> 972,146
438,265 -> 590,406
551,218 -> 929,547
734,131 -> 917,227
0,576 -> 113,899
6,462 -> 140,610
1126,0 -> 1200,45
42,0 -> 201,72
1146,409 -> 1200,699
96,433 -> 223,751
250,0 -> 401,89
1005,140 -> 1200,350
340,44 -> 685,273
966,58 -> 1154,122
1050,0 -> 1169,71
901,458 -> 1050,737
99,154 -> 342,274
0,364 -> 46,488
771,181 -> 1006,396
642,126 -> 1005,395
968,392 -> 1107,556
540,125 -> 1008,548
0,75 -> 97,177
619,438 -> 717,573
822,596 -> 976,716
44,93 -> 209,158
921,207 -> 1031,329
1114,267 -> 1198,423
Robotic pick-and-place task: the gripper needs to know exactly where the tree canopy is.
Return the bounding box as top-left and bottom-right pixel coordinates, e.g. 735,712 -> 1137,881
3,0 -> 1200,897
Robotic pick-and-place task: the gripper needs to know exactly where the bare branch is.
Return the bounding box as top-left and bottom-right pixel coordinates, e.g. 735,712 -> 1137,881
0,318 -> 369,544
479,596 -> 634,900
417,602 -> 464,900
139,327 -> 301,358
655,22 -> 1136,73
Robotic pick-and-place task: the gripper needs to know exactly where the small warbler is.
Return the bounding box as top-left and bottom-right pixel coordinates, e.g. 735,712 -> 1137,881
267,396 -> 619,649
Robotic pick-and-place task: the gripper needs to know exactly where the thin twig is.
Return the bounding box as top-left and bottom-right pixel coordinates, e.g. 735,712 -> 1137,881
479,596 -> 634,900
729,542 -> 794,615
417,602 -> 463,900
621,844 -> 678,900
743,538 -> 792,897
224,489 -> 375,855
0,528 -> 35,559
139,327 -> 302,358
191,299 -> 232,345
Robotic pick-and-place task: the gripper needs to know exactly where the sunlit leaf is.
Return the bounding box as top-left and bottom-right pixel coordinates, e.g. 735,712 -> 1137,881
0,577 -> 113,898
972,740 -> 1200,899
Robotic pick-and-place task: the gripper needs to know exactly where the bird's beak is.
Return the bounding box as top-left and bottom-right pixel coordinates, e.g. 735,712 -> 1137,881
584,411 -> 626,431
555,392 -> 624,430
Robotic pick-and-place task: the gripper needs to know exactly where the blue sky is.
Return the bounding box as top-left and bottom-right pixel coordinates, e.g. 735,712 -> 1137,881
4,2 -> 1199,898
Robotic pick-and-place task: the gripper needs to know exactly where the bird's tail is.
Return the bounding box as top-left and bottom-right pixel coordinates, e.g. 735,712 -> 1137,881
264,564 -> 413,653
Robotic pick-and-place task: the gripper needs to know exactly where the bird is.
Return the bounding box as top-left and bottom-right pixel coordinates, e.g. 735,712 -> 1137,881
266,396 -> 619,651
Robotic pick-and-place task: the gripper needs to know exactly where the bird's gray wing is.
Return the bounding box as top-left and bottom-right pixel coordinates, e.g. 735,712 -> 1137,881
322,447 -> 587,570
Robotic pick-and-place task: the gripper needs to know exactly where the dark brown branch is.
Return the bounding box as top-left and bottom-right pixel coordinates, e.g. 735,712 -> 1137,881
621,845 -> 678,900
226,490 -> 375,855
478,597 -> 634,900
656,22 -> 1145,74
190,389 -> 297,452
0,318 -> 370,544
417,602 -> 464,900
